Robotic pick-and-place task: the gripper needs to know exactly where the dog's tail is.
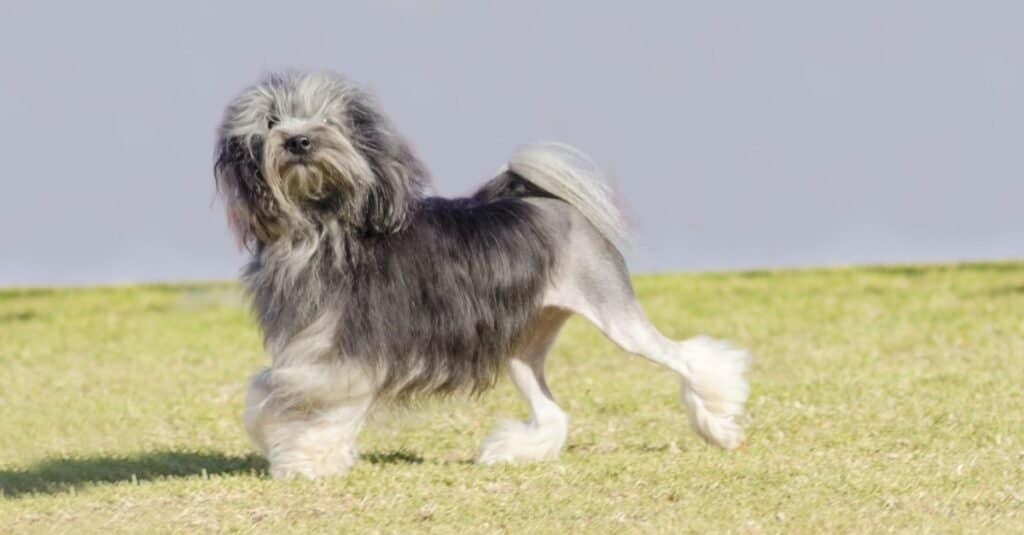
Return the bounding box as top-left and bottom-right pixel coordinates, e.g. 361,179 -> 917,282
496,142 -> 629,247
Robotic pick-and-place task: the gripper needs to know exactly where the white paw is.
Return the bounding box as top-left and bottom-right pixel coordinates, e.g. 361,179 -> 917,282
678,335 -> 751,450
477,415 -> 568,465
268,445 -> 358,479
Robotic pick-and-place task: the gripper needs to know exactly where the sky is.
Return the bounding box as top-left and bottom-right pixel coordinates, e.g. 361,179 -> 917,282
0,1 -> 1021,286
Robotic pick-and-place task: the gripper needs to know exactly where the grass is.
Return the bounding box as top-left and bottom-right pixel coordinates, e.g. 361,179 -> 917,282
1,262 -> 1022,533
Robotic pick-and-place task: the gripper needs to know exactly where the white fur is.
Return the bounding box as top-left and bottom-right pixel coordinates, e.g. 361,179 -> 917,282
478,358 -> 569,464
544,266 -> 751,451
507,142 -> 628,247
261,396 -> 372,479
245,367 -> 374,479
243,368 -> 274,455
245,337 -> 378,479
477,416 -> 568,464
677,336 -> 751,449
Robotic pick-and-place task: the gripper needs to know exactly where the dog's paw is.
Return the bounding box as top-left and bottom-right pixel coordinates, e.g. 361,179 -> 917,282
477,417 -> 567,465
267,445 -> 358,479
268,461 -> 353,480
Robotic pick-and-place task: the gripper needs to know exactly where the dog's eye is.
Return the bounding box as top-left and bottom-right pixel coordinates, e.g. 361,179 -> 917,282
321,117 -> 332,126
266,116 -> 279,129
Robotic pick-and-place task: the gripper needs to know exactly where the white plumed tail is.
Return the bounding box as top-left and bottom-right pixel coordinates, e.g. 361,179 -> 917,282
507,142 -> 628,247
677,336 -> 751,449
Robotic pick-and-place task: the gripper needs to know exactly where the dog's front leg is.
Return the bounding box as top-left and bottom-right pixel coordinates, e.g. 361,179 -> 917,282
244,367 -> 373,479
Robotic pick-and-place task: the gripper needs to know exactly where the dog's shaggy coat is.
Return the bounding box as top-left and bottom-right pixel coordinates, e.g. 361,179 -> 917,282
215,71 -> 751,478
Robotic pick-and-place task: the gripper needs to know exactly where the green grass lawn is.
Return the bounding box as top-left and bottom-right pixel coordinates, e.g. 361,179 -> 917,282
1,262 -> 1022,533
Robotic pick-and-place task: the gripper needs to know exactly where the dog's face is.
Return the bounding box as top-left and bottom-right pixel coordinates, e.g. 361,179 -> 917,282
215,72 -> 426,248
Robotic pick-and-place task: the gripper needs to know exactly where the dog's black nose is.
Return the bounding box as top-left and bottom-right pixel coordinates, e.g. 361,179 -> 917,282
285,135 -> 313,155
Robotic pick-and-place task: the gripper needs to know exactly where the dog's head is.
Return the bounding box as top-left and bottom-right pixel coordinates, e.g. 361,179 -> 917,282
215,72 -> 427,248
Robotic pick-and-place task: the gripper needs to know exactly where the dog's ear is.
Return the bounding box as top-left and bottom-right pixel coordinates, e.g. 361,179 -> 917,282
347,96 -> 427,235
214,135 -> 278,248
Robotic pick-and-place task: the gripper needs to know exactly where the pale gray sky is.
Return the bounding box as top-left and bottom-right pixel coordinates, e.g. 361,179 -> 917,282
1,1 -> 1021,285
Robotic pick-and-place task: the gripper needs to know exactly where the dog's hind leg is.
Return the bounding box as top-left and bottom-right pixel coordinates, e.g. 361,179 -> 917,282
544,219 -> 751,449
477,309 -> 572,464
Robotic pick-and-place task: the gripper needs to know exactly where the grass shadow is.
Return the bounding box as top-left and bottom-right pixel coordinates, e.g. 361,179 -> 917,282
0,310 -> 36,323
0,450 -> 265,498
862,265 -> 931,277
362,450 -> 424,465
0,287 -> 62,300
975,284 -> 1024,298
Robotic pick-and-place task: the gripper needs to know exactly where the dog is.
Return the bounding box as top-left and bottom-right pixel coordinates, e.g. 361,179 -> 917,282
214,71 -> 751,479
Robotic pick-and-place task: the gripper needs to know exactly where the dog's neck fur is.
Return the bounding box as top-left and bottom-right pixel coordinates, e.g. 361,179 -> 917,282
244,214 -> 366,347
242,191 -> 428,355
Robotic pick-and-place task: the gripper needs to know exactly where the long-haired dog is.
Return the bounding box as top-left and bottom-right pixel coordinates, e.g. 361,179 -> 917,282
215,71 -> 751,479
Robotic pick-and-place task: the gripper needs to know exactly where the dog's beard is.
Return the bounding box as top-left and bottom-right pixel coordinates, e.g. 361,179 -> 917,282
262,127 -> 375,223
278,158 -> 338,202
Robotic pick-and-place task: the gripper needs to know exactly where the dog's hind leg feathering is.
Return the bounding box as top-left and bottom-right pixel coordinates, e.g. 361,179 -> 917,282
508,144 -> 751,450
478,309 -> 572,464
540,226 -> 751,450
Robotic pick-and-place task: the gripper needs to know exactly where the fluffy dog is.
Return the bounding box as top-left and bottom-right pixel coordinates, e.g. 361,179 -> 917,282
214,71 -> 750,479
